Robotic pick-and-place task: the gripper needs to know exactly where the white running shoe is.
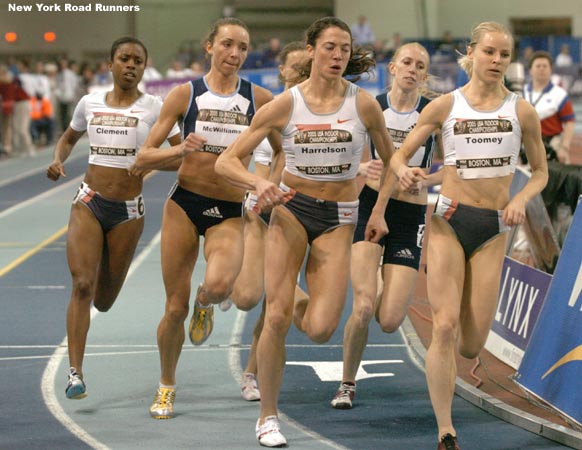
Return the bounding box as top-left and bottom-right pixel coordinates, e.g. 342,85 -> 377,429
241,373 -> 260,401
65,367 -> 87,399
256,416 -> 287,447
330,382 -> 356,409
218,297 -> 233,312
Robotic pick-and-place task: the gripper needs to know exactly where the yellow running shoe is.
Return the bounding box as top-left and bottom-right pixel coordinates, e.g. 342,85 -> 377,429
149,387 -> 176,419
188,285 -> 214,345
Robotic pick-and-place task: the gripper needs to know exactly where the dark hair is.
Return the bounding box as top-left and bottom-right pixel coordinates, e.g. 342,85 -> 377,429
301,16 -> 375,82
528,50 -> 553,69
110,37 -> 148,64
278,41 -> 307,84
279,41 -> 306,66
203,17 -> 250,48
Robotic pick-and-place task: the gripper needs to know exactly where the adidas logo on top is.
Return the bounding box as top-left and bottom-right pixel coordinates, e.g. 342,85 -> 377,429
231,105 -> 242,112
394,248 -> 414,259
202,207 -> 223,218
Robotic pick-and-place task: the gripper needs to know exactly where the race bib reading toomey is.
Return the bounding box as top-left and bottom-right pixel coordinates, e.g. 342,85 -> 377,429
293,124 -> 354,176
453,117 -> 514,179
195,108 -> 249,155
89,113 -> 138,156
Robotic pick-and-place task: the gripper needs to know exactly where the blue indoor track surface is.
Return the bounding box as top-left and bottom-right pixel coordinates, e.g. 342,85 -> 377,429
0,142 -> 573,449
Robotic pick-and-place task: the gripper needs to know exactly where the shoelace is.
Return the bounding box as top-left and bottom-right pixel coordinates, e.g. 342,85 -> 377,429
336,384 -> 355,397
155,389 -> 175,407
258,417 -> 280,438
68,372 -> 81,383
197,308 -> 208,325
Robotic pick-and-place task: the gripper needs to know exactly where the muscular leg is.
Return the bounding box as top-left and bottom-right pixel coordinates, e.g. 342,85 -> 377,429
198,217 -> 244,305
301,225 -> 355,344
425,216 -> 466,440
244,300 -> 266,376
458,234 -> 507,358
156,200 -> 200,386
65,204 -> 104,375
258,207 -> 307,422
340,241 -> 382,383
231,212 -> 266,311
376,263 -> 419,332
92,217 -> 144,312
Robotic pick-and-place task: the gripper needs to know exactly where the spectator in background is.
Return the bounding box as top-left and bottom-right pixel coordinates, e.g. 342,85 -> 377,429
555,43 -> 573,68
33,61 -> 53,100
165,59 -> 192,79
351,15 -> 375,47
92,60 -> 113,87
262,37 -> 282,68
142,57 -> 163,82
0,64 -> 35,157
434,30 -> 457,63
385,32 -> 403,59
0,64 -> 17,157
30,92 -> 55,146
372,39 -> 389,63
520,45 -> 534,67
189,61 -> 204,78
15,59 -> 35,98
55,58 -> 80,134
78,62 -> 95,96
524,51 -> 575,163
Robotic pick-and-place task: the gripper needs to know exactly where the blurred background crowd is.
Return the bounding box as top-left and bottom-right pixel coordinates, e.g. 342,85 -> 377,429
0,13 -> 580,161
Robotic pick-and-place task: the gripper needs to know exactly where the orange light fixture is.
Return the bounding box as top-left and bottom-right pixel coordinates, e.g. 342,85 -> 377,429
43,31 -> 57,42
5,32 -> 18,43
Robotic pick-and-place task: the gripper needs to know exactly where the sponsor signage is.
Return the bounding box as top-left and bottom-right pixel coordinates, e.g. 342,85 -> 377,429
514,196 -> 582,425
485,257 -> 552,369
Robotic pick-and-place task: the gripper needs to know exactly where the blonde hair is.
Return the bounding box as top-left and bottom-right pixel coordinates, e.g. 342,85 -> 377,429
458,21 -> 514,77
389,42 -> 440,99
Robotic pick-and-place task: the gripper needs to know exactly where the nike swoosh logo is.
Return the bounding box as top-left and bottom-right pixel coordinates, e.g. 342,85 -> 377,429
542,344 -> 582,380
337,119 -> 351,124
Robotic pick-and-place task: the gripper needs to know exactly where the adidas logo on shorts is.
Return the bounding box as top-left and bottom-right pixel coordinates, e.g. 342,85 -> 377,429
202,207 -> 223,218
394,248 -> 414,260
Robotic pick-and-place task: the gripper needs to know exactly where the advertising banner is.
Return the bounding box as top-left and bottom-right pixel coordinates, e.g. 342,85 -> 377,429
485,257 -> 552,369
514,196 -> 582,425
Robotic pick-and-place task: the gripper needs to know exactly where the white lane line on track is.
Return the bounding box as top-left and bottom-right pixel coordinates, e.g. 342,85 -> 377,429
2,343 -> 406,350
40,231 -> 161,450
0,146 -> 86,189
0,173 -> 83,219
3,343 -> 406,362
228,310 -> 350,450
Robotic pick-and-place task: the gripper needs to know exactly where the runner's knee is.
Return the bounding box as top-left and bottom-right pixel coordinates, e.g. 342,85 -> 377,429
202,279 -> 232,304
377,314 -> 404,334
71,276 -> 94,302
165,298 -> 189,324
431,318 -> 458,347
352,299 -> 375,328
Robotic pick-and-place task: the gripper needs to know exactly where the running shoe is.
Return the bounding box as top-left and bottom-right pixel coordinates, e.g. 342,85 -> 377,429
218,297 -> 233,312
241,373 -> 260,401
437,433 -> 461,450
330,382 -> 356,409
256,415 -> 287,447
149,387 -> 176,419
65,367 -> 87,399
188,285 -> 214,345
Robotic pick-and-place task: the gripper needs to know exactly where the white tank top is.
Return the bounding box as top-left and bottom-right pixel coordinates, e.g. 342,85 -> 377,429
442,90 -> 521,179
281,83 -> 367,181
253,138 -> 273,166
70,91 -> 180,169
